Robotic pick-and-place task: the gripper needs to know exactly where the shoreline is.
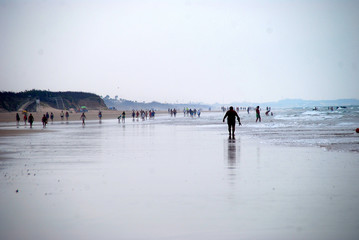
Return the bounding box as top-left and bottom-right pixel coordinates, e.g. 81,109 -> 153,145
1,109 -> 358,154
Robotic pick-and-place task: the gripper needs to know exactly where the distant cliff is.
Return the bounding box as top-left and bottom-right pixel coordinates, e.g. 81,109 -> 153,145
0,90 -> 107,112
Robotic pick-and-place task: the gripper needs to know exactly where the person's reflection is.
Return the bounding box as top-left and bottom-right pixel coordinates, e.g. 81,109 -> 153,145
228,139 -> 237,169
225,138 -> 240,187
227,140 -> 237,169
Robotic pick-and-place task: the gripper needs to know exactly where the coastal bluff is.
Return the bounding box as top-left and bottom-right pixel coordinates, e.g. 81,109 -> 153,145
0,90 -> 107,112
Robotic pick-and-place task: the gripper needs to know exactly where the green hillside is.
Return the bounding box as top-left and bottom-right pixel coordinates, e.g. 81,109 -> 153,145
0,90 -> 107,112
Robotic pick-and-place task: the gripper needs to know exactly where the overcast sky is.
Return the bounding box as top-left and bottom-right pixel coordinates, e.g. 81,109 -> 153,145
1,0 -> 358,104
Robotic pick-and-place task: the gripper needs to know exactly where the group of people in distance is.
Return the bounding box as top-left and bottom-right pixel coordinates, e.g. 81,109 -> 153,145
16,110 -> 71,128
168,108 -> 177,117
16,112 -> 34,128
129,110 -> 155,122
16,107 -> 268,139
183,108 -> 201,118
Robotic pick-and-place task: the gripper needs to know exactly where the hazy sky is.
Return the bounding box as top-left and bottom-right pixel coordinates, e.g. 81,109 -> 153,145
1,0 -> 358,104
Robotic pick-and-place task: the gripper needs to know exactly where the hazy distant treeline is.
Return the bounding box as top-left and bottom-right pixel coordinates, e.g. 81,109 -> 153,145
0,90 -> 107,112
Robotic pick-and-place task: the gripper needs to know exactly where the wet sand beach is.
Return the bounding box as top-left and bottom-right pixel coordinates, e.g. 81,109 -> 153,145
1,114 -> 359,240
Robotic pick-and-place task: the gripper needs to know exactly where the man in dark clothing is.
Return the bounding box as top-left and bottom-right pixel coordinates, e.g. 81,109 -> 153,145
223,106 -> 241,139
28,114 -> 34,128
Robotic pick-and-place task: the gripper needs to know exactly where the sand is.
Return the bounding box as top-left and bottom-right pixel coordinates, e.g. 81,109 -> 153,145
0,115 -> 359,240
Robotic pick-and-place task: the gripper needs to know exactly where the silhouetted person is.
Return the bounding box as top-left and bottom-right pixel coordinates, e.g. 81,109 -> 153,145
16,113 -> 20,127
60,111 -> 64,121
98,111 -> 102,123
42,114 -> 48,128
28,114 -> 34,128
256,106 -> 261,122
223,106 -> 241,139
122,111 -> 126,123
50,112 -> 54,123
80,113 -> 86,126
23,112 -> 27,125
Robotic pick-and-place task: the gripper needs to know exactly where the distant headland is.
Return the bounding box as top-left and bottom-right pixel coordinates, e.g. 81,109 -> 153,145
0,90 -> 106,112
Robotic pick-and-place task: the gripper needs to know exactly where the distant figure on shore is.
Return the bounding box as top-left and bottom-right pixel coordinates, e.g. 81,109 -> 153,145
98,111 -> 102,123
223,106 -> 241,139
28,114 -> 34,128
16,113 -> 20,127
42,114 -> 48,128
46,112 -> 49,120
80,113 -> 86,126
132,110 -> 135,121
122,111 -> 126,123
256,106 -> 261,122
50,112 -> 54,123
65,111 -> 69,122
141,110 -> 145,121
60,111 -> 64,121
23,112 -> 28,125
118,115 -> 122,123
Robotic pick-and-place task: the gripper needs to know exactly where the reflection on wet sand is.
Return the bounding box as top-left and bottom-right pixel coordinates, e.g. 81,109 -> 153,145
225,138 -> 240,186
225,138 -> 240,168
227,139 -> 237,168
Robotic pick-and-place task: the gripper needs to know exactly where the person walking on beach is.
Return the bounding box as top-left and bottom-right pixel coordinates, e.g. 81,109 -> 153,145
98,111 -> 102,123
132,110 -> 135,121
122,111 -> 126,123
23,112 -> 28,125
28,114 -> 34,128
42,114 -> 48,128
60,111 -> 64,121
256,106 -> 261,122
50,112 -> 54,123
80,113 -> 86,126
16,113 -> 20,127
65,111 -> 69,122
223,106 -> 241,139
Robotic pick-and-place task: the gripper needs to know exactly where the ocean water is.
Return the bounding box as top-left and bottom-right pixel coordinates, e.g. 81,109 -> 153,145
159,106 -> 359,152
236,106 -> 359,152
